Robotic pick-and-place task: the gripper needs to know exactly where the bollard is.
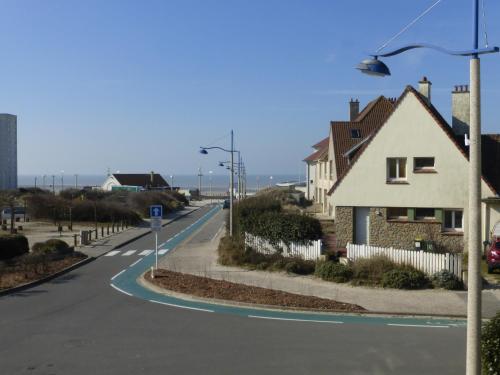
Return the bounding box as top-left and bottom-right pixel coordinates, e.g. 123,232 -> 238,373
101,227 -> 104,237
107,225 -> 109,235
112,224 -> 115,233
74,234 -> 77,247
151,266 -> 154,279
95,228 -> 98,239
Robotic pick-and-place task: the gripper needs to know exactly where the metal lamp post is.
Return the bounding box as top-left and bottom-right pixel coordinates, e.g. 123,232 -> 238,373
170,175 -> 174,191
199,130 -> 239,236
356,2 -> 498,373
209,170 -> 213,204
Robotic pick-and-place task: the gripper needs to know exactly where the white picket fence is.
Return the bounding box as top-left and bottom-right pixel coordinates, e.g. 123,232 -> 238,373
245,233 -> 322,260
347,243 -> 463,279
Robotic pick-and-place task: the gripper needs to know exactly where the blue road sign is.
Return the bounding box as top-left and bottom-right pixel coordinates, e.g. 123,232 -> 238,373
150,205 -> 163,218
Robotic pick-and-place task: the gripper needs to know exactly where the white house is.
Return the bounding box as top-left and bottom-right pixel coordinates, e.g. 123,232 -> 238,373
328,79 -> 500,253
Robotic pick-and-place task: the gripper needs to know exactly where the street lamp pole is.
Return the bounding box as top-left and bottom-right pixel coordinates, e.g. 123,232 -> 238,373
74,174 -> 78,189
355,2 -> 498,373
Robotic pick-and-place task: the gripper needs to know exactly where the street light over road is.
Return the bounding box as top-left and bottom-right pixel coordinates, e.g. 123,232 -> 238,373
199,130 -> 239,236
357,2 -> 498,373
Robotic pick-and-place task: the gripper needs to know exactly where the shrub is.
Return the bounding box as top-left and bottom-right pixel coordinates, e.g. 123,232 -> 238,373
315,261 -> 353,283
283,258 -> 316,275
381,267 -> 429,289
0,234 -> 29,260
431,269 -> 464,290
32,239 -> 73,255
482,311 -> 500,375
350,255 -> 396,286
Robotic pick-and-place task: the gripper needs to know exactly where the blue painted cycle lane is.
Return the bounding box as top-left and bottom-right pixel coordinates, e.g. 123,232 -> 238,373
110,204 -> 467,329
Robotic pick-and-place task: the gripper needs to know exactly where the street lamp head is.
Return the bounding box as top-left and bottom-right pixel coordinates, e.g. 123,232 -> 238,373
199,148 -> 208,155
219,162 -> 224,167
356,57 -> 391,77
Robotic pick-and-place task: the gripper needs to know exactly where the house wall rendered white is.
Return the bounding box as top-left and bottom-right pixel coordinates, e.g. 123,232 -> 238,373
101,176 -> 120,191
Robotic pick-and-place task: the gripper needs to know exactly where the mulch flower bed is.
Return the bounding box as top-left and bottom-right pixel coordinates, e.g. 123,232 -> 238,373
146,269 -> 366,313
0,253 -> 87,290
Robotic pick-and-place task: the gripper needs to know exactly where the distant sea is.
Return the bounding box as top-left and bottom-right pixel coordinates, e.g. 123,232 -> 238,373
18,174 -> 304,193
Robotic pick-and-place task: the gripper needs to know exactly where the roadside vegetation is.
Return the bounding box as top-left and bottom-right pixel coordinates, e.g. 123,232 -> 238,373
218,188 -> 321,275
482,310 -> 500,375
0,236 -> 86,290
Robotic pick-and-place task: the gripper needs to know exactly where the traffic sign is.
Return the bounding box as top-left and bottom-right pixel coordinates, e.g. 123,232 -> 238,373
151,217 -> 162,232
150,205 -> 163,218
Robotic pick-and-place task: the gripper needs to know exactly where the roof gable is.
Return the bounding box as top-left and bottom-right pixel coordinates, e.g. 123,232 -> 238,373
112,173 -> 169,188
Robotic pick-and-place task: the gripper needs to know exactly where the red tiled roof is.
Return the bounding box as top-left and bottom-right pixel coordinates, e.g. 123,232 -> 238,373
331,96 -> 395,179
304,137 -> 329,162
327,85 -> 499,196
482,134 -> 500,194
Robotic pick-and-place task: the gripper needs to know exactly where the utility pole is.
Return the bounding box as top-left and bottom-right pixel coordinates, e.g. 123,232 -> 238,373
198,167 -> 203,199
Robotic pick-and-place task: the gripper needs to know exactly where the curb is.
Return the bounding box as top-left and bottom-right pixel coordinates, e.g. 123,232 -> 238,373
138,270 -> 468,320
0,256 -> 95,297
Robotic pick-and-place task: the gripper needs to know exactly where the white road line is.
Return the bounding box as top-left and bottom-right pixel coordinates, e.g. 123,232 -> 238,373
122,250 -> 136,256
158,249 -> 169,255
111,269 -> 126,280
110,283 -> 133,296
211,225 -> 225,242
139,250 -> 154,256
248,315 -> 343,324
104,250 -> 121,257
129,259 -> 142,267
159,242 -> 167,247
149,299 -> 214,313
387,324 -> 449,329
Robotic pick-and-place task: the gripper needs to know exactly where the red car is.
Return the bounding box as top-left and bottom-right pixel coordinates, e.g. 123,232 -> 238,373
487,238 -> 500,274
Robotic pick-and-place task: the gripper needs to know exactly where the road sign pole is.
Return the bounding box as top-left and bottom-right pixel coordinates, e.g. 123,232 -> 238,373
155,232 -> 158,270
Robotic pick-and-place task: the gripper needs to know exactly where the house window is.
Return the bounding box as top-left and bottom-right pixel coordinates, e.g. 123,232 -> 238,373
415,208 -> 436,220
387,207 -> 408,220
387,158 -> 407,181
351,129 -> 361,139
414,157 -> 435,172
444,210 -> 463,231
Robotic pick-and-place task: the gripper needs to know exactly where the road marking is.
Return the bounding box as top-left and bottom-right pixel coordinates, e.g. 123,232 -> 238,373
129,258 -> 142,267
111,269 -> 126,280
105,250 -> 121,257
387,323 -> 449,329
139,250 -> 154,256
211,224 -> 225,242
158,249 -> 169,255
122,250 -> 136,256
149,299 -> 214,313
248,315 -> 343,324
110,283 -> 133,296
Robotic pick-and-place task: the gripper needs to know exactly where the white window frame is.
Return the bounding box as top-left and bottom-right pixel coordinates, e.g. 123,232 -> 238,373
387,158 -> 407,181
443,210 -> 463,232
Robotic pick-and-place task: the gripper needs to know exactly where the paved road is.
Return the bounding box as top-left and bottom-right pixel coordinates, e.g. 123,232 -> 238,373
0,205 -> 466,374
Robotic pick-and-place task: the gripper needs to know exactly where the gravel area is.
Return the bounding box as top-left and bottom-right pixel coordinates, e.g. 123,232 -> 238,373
146,269 -> 366,313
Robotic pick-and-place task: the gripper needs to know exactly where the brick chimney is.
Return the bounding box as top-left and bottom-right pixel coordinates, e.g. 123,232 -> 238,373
418,76 -> 432,102
452,85 -> 470,136
349,98 -> 359,121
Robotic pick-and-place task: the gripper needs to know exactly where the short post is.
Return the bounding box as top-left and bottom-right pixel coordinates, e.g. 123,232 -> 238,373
155,232 -> 158,270
112,223 -> 115,233
95,228 -> 98,239
107,225 -> 109,235
73,234 -> 77,247
151,266 -> 155,279
101,227 -> 104,237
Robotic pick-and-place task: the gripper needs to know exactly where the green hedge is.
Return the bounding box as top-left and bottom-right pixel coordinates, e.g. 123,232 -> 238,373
32,239 -> 73,255
482,311 -> 500,375
431,270 -> 463,290
381,268 -> 429,289
0,234 -> 29,260
315,261 -> 352,283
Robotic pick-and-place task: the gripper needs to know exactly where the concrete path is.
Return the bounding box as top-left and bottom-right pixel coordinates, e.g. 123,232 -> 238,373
77,204 -> 204,258
160,209 -> 500,318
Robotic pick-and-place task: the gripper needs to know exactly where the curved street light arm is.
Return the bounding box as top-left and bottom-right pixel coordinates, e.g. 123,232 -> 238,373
371,43 -> 499,58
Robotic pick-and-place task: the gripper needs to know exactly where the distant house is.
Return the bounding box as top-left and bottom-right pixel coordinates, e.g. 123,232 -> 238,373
101,172 -> 170,191
304,97 -> 394,215
328,79 -> 500,253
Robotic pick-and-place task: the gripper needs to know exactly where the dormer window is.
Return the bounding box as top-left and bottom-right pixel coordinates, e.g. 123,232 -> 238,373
351,129 -> 361,139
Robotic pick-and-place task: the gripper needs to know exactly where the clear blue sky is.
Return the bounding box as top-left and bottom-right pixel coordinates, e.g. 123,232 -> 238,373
2,0 -> 499,176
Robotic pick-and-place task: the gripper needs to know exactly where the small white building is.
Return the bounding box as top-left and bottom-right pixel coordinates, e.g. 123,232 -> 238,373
102,172 -> 170,191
